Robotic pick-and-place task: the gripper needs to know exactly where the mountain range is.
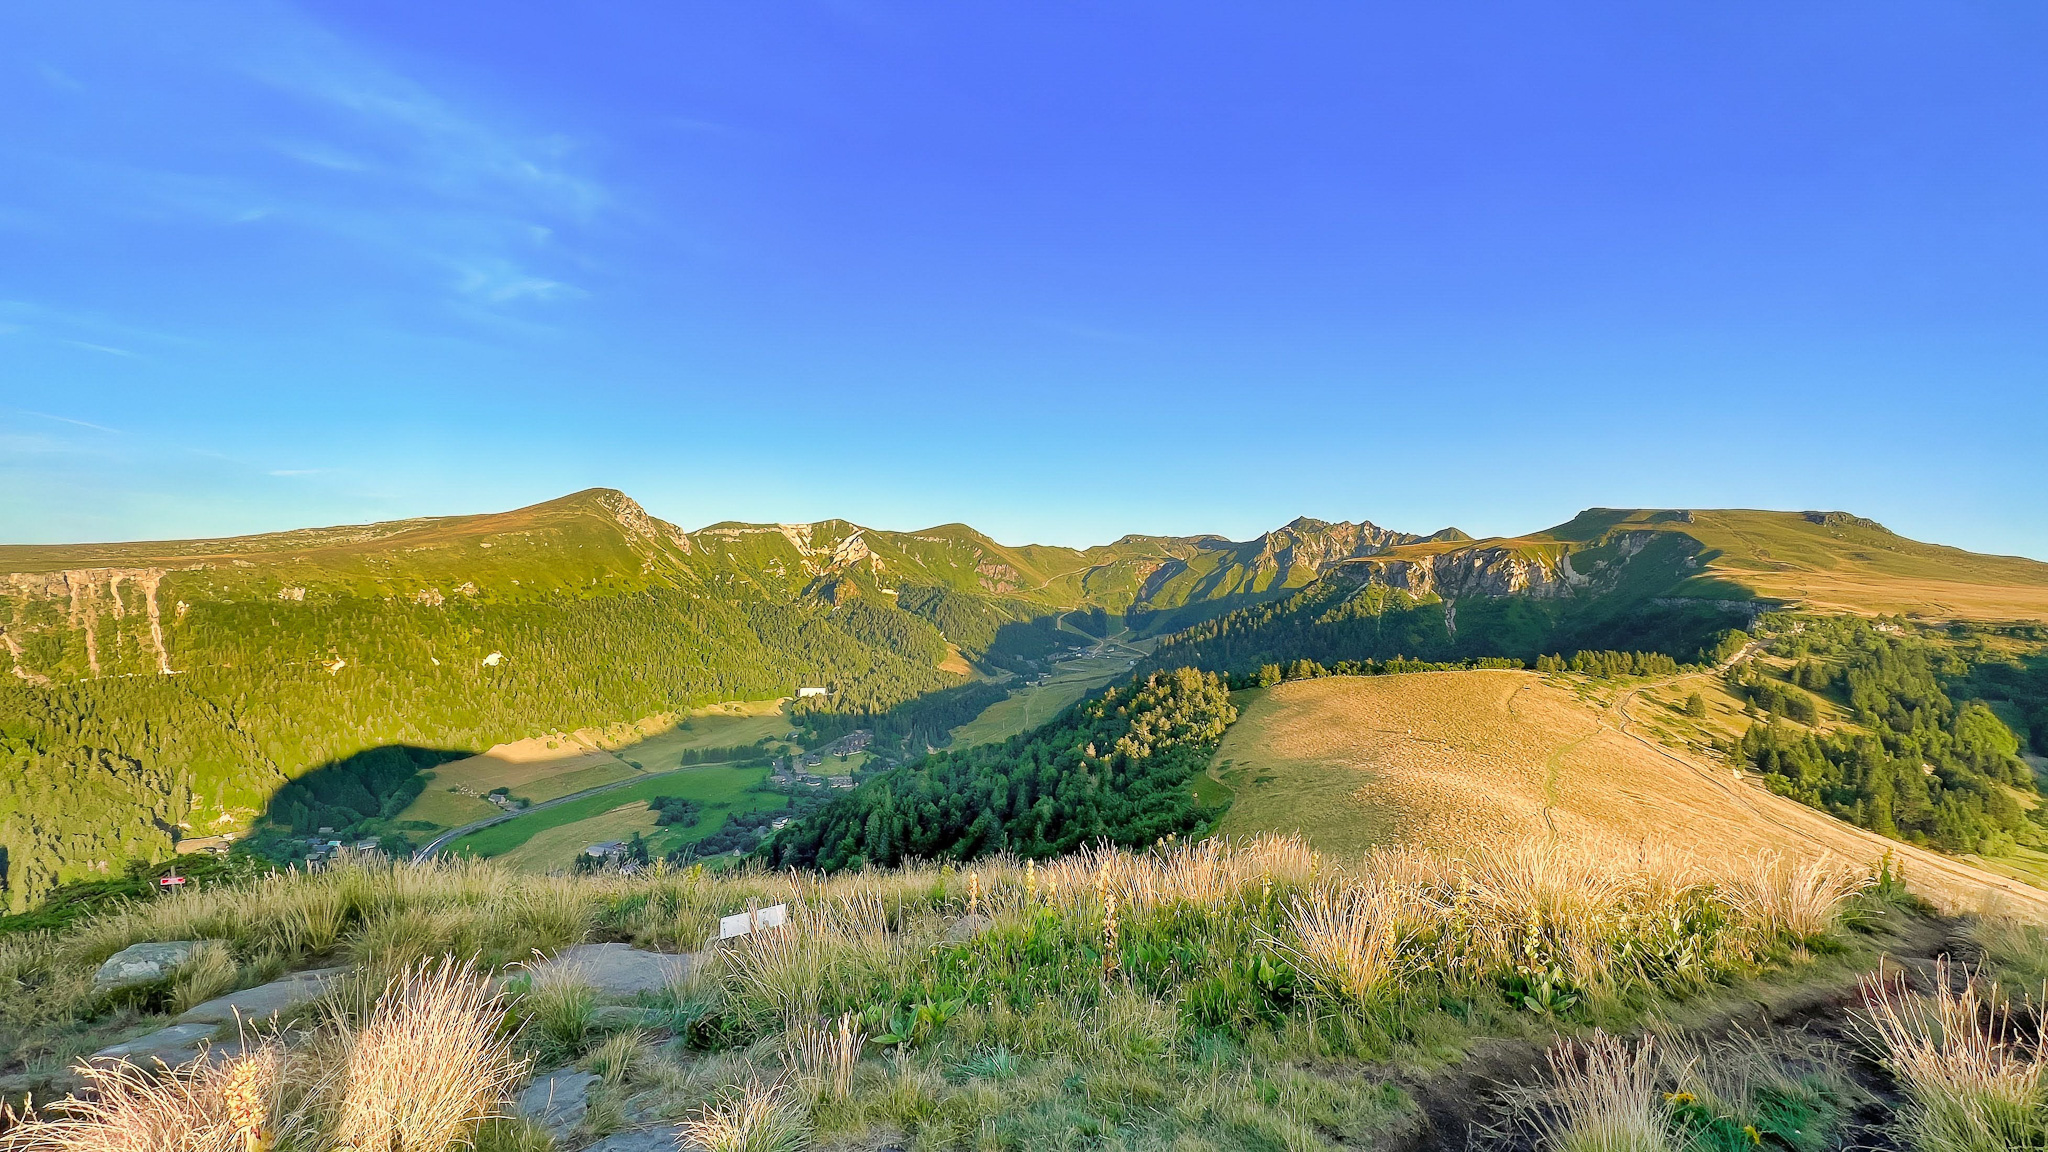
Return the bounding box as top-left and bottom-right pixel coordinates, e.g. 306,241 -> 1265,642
3,488 -> 2046,909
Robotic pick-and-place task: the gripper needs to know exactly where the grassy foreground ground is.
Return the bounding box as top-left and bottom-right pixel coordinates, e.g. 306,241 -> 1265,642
0,827 -> 2008,1152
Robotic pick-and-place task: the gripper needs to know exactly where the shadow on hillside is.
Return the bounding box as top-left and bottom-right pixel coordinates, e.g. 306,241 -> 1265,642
253,744 -> 471,849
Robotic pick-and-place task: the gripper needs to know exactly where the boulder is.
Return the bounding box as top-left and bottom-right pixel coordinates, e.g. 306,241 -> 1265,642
516,1068 -> 599,1140
176,967 -> 346,1025
945,913 -> 994,942
91,942 -> 199,992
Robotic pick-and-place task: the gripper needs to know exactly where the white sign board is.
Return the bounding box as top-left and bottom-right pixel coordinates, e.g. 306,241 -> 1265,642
718,903 -> 788,940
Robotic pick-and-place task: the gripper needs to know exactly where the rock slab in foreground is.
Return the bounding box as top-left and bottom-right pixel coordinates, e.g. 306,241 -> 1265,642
517,1068 -> 599,1140
582,1125 -> 689,1152
92,942 -> 199,991
89,1022 -> 218,1065
176,967 -> 347,1024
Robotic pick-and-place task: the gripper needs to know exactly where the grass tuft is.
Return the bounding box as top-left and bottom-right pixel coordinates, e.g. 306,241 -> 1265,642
1535,1032 -> 1677,1152
1859,958 -> 2048,1152
0,1040 -> 293,1152
323,957 -> 527,1152
680,1077 -> 810,1152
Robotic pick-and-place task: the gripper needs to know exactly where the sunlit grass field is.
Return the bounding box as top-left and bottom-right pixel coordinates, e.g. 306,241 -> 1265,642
1211,671 -> 2048,917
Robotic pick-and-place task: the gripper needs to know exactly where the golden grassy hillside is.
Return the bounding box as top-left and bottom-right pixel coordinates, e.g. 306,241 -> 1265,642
1545,508 -> 2048,620
1211,670 -> 2048,916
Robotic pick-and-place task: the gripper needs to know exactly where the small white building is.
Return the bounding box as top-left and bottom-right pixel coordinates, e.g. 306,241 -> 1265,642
797,686 -> 828,698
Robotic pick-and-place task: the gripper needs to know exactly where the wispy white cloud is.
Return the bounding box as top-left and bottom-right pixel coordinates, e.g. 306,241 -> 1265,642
36,63 -> 84,92
10,3 -> 609,324
453,259 -> 586,304
0,300 -> 199,353
12,409 -> 123,434
64,339 -> 140,358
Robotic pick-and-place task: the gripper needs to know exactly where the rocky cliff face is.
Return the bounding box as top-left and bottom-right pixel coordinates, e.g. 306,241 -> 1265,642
4,567 -> 175,681
1335,531 -> 1669,603
1246,517 -> 1424,577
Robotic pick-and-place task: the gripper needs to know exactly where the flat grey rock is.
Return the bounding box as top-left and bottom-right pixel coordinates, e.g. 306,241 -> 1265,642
92,941 -> 199,991
176,967 -> 346,1024
582,1125 -> 688,1152
517,1068 -> 599,1140
536,944 -> 693,997
90,1022 -> 217,1065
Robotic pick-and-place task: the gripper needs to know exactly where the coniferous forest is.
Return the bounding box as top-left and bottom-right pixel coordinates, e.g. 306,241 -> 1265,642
768,669 -> 1236,871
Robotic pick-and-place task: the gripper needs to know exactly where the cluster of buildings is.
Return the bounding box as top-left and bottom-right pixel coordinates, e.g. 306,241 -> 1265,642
765,728 -> 870,792
302,833 -> 383,863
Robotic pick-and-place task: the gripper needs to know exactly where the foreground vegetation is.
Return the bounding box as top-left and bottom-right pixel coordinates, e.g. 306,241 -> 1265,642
0,827 -> 1902,1150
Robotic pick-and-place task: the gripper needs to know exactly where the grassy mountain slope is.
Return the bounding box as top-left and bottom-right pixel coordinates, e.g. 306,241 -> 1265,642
1151,508 -> 2048,676
1212,670 -> 2048,915
1533,508 -> 2048,618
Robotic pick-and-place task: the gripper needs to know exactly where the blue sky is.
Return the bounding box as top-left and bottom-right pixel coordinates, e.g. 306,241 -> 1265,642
4,3 -> 2046,558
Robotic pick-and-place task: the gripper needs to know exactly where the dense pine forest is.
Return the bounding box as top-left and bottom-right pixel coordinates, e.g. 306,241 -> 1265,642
1149,563 -> 1749,674
0,586 -> 969,909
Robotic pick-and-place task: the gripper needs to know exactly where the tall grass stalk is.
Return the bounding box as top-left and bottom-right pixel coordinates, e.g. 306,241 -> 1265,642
784,1013 -> 865,1102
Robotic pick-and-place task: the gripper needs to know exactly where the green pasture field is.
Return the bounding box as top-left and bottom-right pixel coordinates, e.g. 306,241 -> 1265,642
447,763 -> 777,864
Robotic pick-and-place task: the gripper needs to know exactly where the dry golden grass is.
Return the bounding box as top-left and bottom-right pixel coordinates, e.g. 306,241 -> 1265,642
1280,884 -> 1403,1006
783,1013 -> 864,1102
322,959 -> 526,1152
1533,1032 -> 1676,1152
5,958 -> 522,1152
0,1041 -> 293,1152
680,1078 -> 810,1152
1213,671 -> 2048,917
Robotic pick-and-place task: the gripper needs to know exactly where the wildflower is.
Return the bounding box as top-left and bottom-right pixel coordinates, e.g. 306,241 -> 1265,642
1743,1124 -> 1762,1145
220,1055 -> 272,1152
1664,1090 -> 1696,1105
